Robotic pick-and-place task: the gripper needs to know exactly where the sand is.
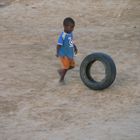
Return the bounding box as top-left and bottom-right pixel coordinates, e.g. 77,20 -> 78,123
0,0 -> 140,140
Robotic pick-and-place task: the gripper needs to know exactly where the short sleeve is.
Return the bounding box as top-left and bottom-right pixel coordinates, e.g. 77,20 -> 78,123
57,33 -> 63,46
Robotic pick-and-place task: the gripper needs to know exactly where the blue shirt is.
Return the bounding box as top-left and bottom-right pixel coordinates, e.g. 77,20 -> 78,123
57,32 -> 74,59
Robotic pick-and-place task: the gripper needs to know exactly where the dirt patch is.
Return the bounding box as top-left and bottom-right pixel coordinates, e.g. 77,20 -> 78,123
0,97 -> 18,114
0,0 -> 15,7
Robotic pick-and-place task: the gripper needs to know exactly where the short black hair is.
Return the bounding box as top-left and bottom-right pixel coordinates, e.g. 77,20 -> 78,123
63,17 -> 75,26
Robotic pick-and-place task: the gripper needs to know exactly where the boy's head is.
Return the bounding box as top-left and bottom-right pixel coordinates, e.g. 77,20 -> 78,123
63,17 -> 75,33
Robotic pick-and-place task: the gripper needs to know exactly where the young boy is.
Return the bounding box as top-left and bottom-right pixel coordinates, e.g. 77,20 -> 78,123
56,17 -> 78,83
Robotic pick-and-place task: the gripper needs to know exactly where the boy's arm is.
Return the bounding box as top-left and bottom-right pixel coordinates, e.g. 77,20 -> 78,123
72,33 -> 78,54
56,45 -> 61,57
74,44 -> 78,54
56,32 -> 63,57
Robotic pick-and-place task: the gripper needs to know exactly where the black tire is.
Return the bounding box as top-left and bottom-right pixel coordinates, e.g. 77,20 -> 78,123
80,52 -> 116,90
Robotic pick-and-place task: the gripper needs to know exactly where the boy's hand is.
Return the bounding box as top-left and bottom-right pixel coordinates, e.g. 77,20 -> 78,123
74,45 -> 78,54
74,48 -> 78,54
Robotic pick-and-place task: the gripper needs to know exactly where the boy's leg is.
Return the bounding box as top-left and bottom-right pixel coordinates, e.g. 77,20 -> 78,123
58,57 -> 75,82
58,57 -> 69,82
68,66 -> 74,70
59,59 -> 75,82
59,69 -> 67,82
68,59 -> 75,70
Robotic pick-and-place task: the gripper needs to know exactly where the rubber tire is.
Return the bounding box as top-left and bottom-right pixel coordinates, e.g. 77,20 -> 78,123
80,52 -> 116,90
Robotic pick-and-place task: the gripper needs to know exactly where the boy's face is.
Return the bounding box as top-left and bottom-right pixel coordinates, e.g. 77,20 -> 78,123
64,23 -> 75,33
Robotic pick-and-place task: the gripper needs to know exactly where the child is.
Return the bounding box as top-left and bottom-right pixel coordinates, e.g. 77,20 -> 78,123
56,17 -> 78,83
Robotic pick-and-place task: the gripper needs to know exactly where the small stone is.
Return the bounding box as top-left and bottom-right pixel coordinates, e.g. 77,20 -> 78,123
25,4 -> 29,6
134,26 -> 136,28
32,7 -> 36,9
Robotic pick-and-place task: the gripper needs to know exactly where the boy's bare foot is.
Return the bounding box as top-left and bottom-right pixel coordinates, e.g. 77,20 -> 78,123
57,69 -> 67,84
59,79 -> 66,85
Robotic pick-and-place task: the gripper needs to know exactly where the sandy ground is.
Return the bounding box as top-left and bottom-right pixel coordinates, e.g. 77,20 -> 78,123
0,0 -> 140,140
